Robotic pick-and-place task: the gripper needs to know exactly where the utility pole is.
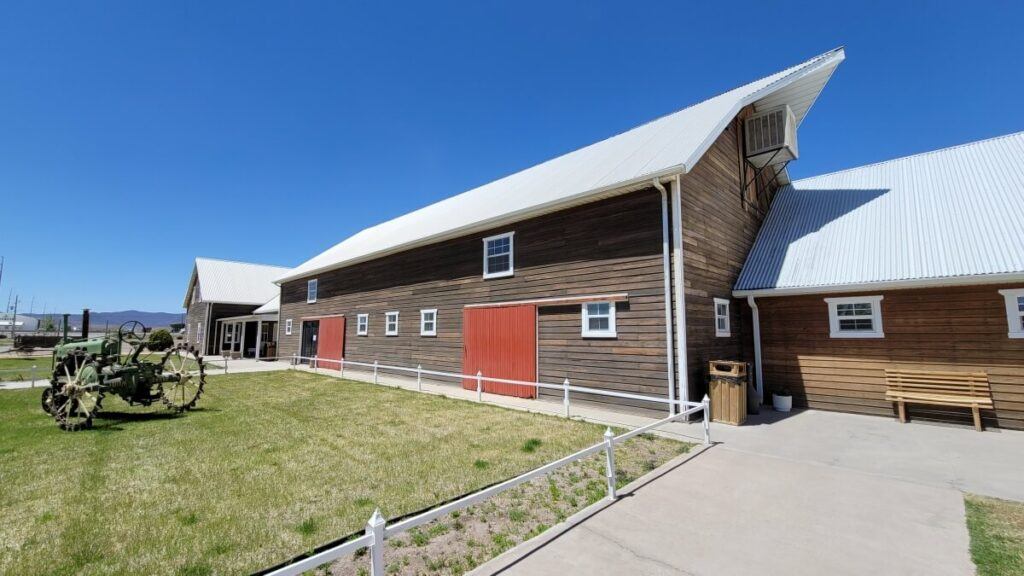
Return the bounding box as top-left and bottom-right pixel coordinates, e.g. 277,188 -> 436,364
0,256 -> 4,295
10,294 -> 18,338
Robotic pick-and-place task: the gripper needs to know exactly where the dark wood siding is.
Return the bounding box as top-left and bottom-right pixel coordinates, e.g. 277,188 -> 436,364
205,303 -> 260,356
184,281 -> 206,351
279,190 -> 672,406
678,111 -> 775,402
757,284 -> 1024,430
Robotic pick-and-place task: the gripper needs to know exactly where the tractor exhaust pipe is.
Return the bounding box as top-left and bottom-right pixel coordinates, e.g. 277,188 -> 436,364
62,314 -> 69,341
82,308 -> 90,339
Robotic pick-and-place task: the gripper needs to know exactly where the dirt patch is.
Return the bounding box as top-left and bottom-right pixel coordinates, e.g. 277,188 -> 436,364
330,432 -> 691,576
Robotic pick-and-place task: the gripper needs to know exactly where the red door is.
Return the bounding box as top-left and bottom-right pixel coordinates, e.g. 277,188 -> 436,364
317,316 -> 346,371
462,305 -> 537,398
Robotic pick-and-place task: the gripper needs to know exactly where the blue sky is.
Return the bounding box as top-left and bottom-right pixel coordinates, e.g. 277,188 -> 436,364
1,1 -> 1022,314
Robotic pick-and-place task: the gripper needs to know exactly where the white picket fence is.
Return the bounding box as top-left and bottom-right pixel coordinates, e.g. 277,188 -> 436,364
261,354 -> 710,576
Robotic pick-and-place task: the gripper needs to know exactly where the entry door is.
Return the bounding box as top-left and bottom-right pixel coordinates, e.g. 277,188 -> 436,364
462,305 -> 537,398
317,316 -> 346,371
300,320 -> 320,363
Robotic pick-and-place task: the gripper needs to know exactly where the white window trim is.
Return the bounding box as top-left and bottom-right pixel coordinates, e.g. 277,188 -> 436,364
420,309 -> 437,336
714,298 -> 731,337
356,313 -> 369,336
581,301 -> 617,338
825,295 -> 884,338
285,319 -> 292,336
482,231 -> 515,279
999,289 -> 1024,338
385,311 -> 399,336
307,279 -> 318,303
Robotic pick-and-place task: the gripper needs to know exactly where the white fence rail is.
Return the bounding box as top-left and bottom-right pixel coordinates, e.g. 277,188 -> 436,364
0,365 -> 42,387
260,354 -> 710,576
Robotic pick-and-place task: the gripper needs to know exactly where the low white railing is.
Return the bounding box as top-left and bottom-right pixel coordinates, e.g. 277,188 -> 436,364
0,365 -> 42,387
260,354 -> 710,576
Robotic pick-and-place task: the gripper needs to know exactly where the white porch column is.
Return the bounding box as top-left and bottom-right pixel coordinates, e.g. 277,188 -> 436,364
255,321 -> 263,360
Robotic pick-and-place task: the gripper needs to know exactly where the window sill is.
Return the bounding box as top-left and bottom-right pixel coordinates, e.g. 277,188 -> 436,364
829,331 -> 885,339
1009,332 -> 1024,339
715,332 -> 731,338
582,332 -> 617,339
483,270 -> 514,280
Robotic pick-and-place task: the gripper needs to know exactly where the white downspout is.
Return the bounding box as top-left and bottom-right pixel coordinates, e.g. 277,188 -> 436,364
747,295 -> 764,403
652,178 -> 677,416
671,174 -> 691,412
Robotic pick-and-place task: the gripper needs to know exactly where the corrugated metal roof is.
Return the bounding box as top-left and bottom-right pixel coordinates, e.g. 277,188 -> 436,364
279,48 -> 845,283
735,132 -> 1024,294
184,258 -> 290,307
253,294 -> 280,315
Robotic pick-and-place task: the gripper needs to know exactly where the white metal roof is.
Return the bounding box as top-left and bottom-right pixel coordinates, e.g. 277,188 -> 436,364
184,258 -> 291,307
279,48 -> 845,283
253,294 -> 280,315
735,132 -> 1024,295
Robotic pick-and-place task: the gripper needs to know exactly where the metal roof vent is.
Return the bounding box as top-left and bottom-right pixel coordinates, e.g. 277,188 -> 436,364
745,105 -> 798,168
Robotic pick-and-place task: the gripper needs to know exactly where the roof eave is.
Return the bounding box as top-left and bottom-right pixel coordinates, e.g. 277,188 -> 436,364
733,272 -> 1024,298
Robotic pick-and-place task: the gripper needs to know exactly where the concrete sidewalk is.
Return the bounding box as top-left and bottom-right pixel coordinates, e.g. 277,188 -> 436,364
476,446 -> 975,576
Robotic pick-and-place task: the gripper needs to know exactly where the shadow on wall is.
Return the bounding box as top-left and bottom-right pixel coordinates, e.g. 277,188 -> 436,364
742,187 -> 891,289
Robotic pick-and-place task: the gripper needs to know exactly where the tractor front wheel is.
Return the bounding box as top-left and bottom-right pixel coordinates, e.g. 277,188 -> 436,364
41,387 -> 55,414
51,353 -> 104,431
160,344 -> 205,412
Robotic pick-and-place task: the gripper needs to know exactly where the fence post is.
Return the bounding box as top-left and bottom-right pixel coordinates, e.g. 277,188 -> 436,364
373,360 -> 379,385
702,394 -> 711,445
31,365 -> 37,388
366,508 -> 386,576
291,353 -> 297,368
313,355 -> 318,373
340,357 -> 345,378
417,364 -> 422,392
562,378 -> 570,418
224,357 -> 228,374
476,370 -> 483,402
603,428 -> 617,501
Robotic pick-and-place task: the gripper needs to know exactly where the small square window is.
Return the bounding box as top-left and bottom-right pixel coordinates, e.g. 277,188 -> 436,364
581,302 -> 616,338
420,309 -> 437,336
825,296 -> 884,338
385,311 -> 399,336
999,289 -> 1024,338
714,298 -> 731,337
285,319 -> 293,336
356,314 -> 368,336
307,279 -> 318,303
483,232 -> 514,279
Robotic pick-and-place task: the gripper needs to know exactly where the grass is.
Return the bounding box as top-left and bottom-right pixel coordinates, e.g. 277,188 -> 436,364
0,356 -> 51,381
966,494 -> 1024,575
0,370 -> 637,575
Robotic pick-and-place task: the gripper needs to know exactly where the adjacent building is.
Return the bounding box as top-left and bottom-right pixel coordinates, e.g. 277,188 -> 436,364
183,257 -> 290,358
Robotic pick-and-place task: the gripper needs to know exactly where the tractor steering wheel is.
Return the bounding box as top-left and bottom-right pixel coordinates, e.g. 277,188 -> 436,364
118,321 -> 147,343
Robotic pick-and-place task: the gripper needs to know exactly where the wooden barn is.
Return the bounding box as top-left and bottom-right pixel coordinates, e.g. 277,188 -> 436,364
273,49 -> 846,413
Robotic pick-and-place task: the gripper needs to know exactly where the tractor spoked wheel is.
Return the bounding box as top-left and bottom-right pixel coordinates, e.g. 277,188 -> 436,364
41,387 -> 55,415
51,352 -> 104,431
160,344 -> 205,412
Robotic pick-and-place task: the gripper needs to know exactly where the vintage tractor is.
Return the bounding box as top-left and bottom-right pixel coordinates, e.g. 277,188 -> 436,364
41,320 -> 205,430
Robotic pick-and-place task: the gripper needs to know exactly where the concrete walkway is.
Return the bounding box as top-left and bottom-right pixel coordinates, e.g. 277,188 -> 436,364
477,446 -> 976,576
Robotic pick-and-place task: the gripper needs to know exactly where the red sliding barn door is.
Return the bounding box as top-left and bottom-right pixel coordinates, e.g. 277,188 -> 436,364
317,316 -> 346,371
462,305 -> 537,398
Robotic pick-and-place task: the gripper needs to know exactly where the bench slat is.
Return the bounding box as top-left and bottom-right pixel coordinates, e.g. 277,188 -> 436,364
884,369 -> 992,431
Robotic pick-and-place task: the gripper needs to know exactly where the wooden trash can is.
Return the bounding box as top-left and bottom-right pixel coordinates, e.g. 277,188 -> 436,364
708,361 -> 748,425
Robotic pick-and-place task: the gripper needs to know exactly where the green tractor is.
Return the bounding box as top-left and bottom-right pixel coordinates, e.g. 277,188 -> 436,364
42,321 -> 206,431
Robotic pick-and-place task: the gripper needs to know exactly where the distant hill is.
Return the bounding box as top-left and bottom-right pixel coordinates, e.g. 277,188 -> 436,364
26,310 -> 184,329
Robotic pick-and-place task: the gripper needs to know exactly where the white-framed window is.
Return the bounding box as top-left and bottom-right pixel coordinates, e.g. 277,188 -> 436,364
420,309 -> 437,336
285,319 -> 293,336
385,311 -> 399,336
307,279 -> 318,303
483,232 -> 514,279
825,296 -> 884,338
581,301 -> 616,338
714,298 -> 731,337
999,289 -> 1024,338
357,313 -> 369,336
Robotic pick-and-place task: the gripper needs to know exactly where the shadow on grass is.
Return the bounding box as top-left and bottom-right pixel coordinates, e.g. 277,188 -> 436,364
91,406 -> 219,431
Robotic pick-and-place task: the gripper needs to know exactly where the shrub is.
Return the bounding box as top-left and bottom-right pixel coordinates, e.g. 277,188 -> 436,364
146,329 -> 174,351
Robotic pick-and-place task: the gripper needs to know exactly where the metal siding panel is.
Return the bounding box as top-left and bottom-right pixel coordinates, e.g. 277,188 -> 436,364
317,316 -> 346,370
462,305 -> 537,398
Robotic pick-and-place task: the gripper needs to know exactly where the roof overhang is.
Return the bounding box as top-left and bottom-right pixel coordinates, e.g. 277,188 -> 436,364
733,272 -> 1024,298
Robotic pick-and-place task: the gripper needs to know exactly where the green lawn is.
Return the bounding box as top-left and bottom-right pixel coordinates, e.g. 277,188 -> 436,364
0,356 -> 51,382
0,370 -> 680,575
966,494 -> 1024,575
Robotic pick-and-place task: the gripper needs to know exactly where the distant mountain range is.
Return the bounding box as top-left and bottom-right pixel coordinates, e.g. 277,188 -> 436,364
26,310 -> 184,329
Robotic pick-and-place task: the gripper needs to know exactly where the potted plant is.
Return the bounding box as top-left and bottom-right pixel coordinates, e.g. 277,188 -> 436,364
772,387 -> 793,412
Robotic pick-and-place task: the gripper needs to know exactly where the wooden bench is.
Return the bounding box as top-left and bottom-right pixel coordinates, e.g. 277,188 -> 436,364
884,369 -> 993,431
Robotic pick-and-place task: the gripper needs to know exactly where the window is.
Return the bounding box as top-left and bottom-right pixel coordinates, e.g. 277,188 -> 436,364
420,309 -> 437,336
999,289 -> 1024,338
385,311 -> 399,336
714,298 -> 731,337
483,232 -> 514,279
825,296 -> 884,338
307,279 -> 318,303
357,313 -> 369,336
581,302 -> 616,338
285,319 -> 293,336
